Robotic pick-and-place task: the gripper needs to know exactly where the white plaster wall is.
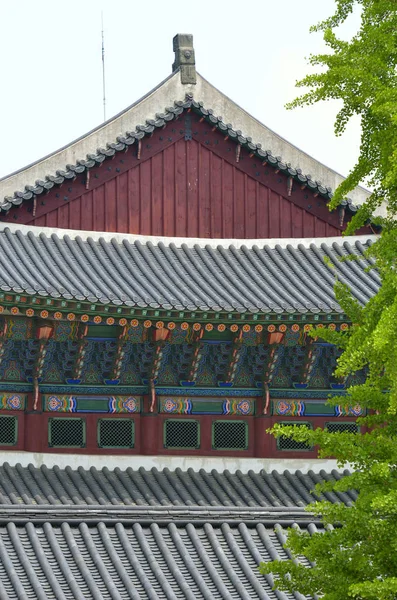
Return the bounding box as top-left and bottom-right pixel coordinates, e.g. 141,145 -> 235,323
0,451 -> 348,474
0,70 -> 371,208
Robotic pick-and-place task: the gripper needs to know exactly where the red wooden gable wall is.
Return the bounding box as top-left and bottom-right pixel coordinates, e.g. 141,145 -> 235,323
2,112 -> 345,238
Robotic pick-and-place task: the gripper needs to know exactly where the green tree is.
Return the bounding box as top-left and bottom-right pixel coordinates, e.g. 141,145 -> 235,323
259,2 -> 397,599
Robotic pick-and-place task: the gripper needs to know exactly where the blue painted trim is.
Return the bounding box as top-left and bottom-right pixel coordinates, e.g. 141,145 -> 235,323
0,383 -> 348,399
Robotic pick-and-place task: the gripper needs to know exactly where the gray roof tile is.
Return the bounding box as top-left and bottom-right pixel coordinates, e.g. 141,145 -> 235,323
0,227 -> 378,313
0,463 -> 355,508
0,464 -> 352,598
0,520 -> 321,599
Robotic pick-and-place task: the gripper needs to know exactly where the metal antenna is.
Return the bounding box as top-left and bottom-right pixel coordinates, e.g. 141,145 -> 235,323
101,11 -> 106,122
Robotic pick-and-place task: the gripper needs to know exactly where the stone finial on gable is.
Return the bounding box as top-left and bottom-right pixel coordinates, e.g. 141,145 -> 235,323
172,34 -> 196,84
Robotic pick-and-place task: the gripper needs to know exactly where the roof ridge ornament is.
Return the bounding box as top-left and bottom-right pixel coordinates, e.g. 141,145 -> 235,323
172,33 -> 196,85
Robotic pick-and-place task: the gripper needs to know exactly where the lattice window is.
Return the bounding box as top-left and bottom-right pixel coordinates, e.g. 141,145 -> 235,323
98,419 -> 134,448
277,422 -> 313,451
326,422 -> 359,434
212,420 -> 248,450
0,415 -> 17,446
164,419 -> 200,449
48,418 -> 85,448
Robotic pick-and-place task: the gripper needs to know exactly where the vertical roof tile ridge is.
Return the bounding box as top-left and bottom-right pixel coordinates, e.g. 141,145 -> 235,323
125,467 -> 156,506
344,240 -> 380,284
221,522 -> 270,599
3,463 -> 31,505
0,463 -> 20,504
76,237 -> 126,303
96,522 -> 142,600
114,522 -> 158,596
0,523 -> 36,598
7,521 -> 49,599
138,467 -> 170,506
210,470 -> 245,507
150,467 -> 182,506
100,467 -> 134,506
162,467 -> 194,506
42,522 -> 87,600
333,240 -> 380,292
187,469 -> 219,506
25,521 -> 68,600
63,236 -> 110,302
191,244 -> 248,311
318,242 -> 371,303
14,463 -> 45,506
40,465 -> 69,505
88,466 -> 119,505
61,522 -> 103,599
284,243 -> 337,306
79,522 -> 124,599
169,242 -> 228,310
198,469 -> 232,506
274,244 -> 335,309
138,241 -> 194,308
12,230 -> 59,295
270,471 -> 305,507
229,246 -> 279,310
209,245 -> 264,311
238,523 -> 288,600
262,245 -> 312,311
150,523 -> 199,600
185,522 -> 232,598
133,522 -> 178,597
203,522 -> 254,600
167,522 -> 213,599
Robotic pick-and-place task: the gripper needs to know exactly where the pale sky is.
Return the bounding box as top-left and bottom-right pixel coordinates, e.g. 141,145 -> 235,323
0,0 -> 362,183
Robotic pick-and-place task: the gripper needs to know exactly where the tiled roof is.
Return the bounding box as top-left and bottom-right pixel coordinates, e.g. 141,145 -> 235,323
0,463 -> 349,599
0,463 -> 355,508
0,520 -> 318,599
0,225 -> 379,313
0,98 -> 360,215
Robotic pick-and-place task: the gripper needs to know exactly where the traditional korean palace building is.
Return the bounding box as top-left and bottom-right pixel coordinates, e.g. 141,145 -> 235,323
0,35 -> 376,598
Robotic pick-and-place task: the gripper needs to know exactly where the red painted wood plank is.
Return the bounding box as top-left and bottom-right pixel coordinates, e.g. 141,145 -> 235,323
174,139 -> 187,237
257,184 -> 269,238
314,218 -> 326,237
151,153 -> 163,236
303,212 -> 315,238
69,197 -> 81,231
268,190 -> 280,238
116,172 -> 128,234
104,179 -> 117,232
92,185 -> 105,231
57,204 -> 70,229
45,210 -> 58,228
127,166 -> 140,234
139,160 -> 152,235
32,215 -> 46,226
222,160 -> 234,238
198,144 -> 211,237
163,145 -> 175,237
280,196 -> 292,238
291,204 -> 303,238
80,191 -> 93,231
187,139 -> 199,237
233,169 -> 245,238
245,175 -> 257,238
211,153 -> 223,238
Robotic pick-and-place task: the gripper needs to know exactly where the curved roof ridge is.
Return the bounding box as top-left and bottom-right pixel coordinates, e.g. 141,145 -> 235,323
0,72 -> 372,213
0,222 -> 378,250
